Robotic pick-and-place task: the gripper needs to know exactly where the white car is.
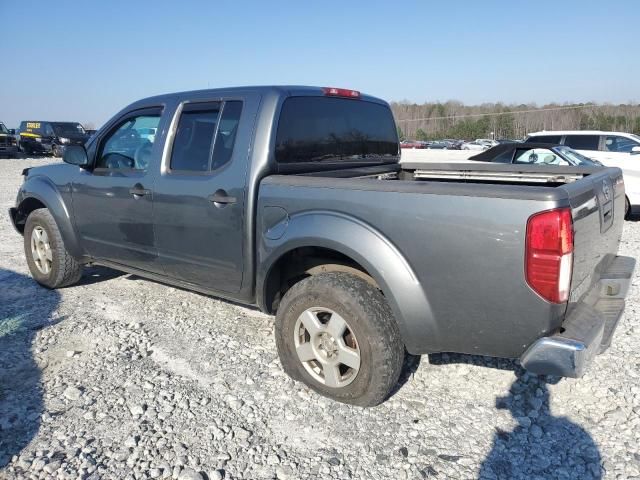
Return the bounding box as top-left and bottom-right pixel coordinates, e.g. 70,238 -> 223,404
525,130 -> 640,216
461,139 -> 497,151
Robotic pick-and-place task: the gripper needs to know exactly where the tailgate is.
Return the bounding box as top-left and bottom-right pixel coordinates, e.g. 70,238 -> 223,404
561,167 -> 625,303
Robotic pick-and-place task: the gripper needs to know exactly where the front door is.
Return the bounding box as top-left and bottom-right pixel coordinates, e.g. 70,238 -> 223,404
152,99 -> 249,293
73,108 -> 165,273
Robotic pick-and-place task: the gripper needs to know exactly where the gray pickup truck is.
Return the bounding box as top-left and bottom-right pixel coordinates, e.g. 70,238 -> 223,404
9,86 -> 635,406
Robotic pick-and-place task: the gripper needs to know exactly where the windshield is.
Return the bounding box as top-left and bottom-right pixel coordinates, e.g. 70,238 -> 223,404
0,123 -> 8,134
51,122 -> 86,136
554,146 -> 599,166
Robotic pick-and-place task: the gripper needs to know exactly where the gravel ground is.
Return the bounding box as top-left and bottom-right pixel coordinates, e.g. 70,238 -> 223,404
1,157 -> 639,480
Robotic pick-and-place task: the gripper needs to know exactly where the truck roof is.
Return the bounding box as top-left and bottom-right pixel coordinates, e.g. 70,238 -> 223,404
133,85 -> 389,107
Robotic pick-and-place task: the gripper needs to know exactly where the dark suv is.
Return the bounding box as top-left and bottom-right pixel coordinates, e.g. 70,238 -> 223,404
19,121 -> 89,157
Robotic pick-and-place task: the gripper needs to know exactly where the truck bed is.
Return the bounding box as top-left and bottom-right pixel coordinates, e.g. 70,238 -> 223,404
258,163 -> 625,359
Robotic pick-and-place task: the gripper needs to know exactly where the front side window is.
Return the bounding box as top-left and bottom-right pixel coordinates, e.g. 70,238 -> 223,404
604,135 -> 640,153
563,135 -> 599,151
275,97 -> 399,167
96,112 -> 161,170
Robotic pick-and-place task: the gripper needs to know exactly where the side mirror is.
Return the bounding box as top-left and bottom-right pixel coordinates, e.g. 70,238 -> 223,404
632,146 -> 640,155
63,145 -> 89,167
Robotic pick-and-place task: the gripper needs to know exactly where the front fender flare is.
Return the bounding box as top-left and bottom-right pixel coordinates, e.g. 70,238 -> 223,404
258,210 -> 438,354
16,175 -> 85,260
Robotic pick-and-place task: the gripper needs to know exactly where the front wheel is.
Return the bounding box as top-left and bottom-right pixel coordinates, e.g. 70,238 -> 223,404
625,196 -> 631,219
24,208 -> 83,288
51,144 -> 61,157
275,273 -> 404,407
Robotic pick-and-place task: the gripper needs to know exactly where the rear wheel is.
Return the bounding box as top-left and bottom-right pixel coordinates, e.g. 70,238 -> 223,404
24,208 -> 82,288
275,273 -> 404,407
52,144 -> 60,157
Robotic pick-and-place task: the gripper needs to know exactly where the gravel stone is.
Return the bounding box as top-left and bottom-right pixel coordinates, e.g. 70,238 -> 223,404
1,157 -> 640,479
63,386 -> 83,401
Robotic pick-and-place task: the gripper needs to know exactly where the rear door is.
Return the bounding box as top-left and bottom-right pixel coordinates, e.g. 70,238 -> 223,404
152,95 -> 257,293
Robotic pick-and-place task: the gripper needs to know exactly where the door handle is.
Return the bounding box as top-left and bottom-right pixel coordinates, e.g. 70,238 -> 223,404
129,185 -> 151,197
208,189 -> 237,206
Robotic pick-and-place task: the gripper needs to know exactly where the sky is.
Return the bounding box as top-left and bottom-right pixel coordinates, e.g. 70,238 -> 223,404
1,0 -> 639,127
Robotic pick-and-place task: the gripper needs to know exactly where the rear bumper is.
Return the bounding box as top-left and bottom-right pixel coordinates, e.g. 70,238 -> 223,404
520,255 -> 636,377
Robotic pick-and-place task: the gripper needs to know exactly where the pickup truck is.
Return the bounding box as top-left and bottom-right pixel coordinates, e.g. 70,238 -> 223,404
9,86 -> 636,406
0,121 -> 19,158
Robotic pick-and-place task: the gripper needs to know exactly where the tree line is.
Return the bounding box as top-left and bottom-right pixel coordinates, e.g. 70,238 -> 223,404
391,101 -> 640,141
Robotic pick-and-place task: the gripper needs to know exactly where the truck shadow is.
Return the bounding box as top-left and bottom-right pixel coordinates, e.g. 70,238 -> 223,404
0,269 -> 61,468
428,354 -> 602,479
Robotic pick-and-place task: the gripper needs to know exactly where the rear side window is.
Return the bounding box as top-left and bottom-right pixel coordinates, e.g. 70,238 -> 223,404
564,135 -> 599,151
526,135 -> 562,144
211,101 -> 242,170
170,103 -> 221,172
170,100 -> 243,172
275,97 -> 399,167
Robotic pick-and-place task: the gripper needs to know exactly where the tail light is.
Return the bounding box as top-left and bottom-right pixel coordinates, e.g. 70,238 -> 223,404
525,208 -> 573,303
322,87 -> 360,98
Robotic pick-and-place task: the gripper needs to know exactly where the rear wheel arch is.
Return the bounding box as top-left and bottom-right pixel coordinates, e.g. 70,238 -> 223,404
262,246 -> 379,315
258,211 -> 437,354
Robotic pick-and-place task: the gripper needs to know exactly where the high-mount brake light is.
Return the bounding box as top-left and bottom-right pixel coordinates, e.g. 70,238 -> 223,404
322,87 -> 361,98
525,208 -> 574,304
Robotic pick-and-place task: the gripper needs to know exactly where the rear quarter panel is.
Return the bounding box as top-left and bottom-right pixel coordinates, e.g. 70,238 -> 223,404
258,176 -> 568,358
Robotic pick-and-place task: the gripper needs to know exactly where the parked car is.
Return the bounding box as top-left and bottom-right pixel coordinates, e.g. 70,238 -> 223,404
526,130 -> 640,216
19,121 -> 90,157
400,140 -> 426,149
0,121 -> 19,158
496,138 -> 521,144
443,139 -> 464,150
9,86 -> 634,406
461,139 -> 496,151
469,142 -> 602,167
428,141 -> 449,149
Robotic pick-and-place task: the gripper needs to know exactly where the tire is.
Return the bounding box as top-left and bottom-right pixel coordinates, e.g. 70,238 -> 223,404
275,272 -> 404,407
52,144 -> 60,157
625,196 -> 631,219
24,208 -> 82,288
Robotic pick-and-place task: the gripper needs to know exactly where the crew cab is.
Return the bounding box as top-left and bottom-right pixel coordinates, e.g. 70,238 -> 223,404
9,86 -> 635,406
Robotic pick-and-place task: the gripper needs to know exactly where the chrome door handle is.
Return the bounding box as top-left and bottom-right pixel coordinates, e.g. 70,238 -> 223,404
208,189 -> 236,206
129,186 -> 150,197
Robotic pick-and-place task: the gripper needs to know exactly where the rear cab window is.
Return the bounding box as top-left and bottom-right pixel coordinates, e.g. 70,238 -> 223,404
563,135 -> 600,151
275,96 -> 399,172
